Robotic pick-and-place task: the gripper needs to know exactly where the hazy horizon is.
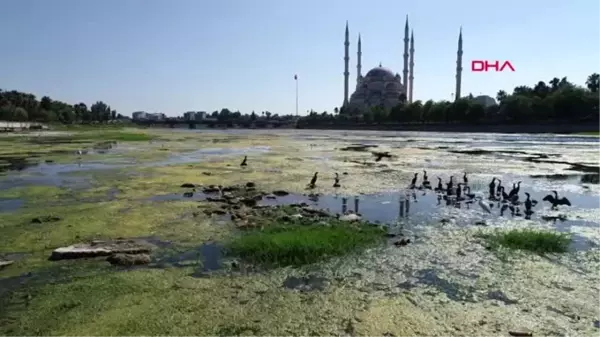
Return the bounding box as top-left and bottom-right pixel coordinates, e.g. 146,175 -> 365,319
0,0 -> 598,117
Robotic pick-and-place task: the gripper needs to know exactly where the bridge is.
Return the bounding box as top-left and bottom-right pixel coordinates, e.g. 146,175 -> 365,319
132,119 -> 296,129
0,121 -> 49,132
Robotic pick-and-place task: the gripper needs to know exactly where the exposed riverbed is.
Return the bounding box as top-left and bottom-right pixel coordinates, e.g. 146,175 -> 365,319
0,128 -> 598,336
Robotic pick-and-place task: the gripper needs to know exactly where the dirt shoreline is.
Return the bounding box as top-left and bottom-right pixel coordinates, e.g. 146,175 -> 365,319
298,122 -> 599,134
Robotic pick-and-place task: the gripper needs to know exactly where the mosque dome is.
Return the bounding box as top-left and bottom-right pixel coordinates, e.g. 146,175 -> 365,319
365,67 -> 396,78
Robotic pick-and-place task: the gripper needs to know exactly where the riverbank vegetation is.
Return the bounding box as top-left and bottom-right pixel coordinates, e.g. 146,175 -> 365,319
299,73 -> 599,127
226,221 -> 386,267
479,229 -> 572,255
2,73 -> 598,128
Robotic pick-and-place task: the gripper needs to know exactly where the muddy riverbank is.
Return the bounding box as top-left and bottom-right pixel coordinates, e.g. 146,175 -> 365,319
0,128 -> 598,336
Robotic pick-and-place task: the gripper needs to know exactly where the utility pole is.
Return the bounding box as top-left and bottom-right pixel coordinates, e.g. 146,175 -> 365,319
294,74 -> 299,117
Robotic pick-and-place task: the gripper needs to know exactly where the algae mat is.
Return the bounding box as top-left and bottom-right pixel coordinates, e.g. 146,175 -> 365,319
0,128 -> 598,336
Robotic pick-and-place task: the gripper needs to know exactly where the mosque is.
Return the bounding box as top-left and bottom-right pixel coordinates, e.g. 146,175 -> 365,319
342,17 -> 464,113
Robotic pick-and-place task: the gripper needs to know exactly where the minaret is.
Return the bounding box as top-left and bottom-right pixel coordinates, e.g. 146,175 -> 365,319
357,34 -> 362,84
408,30 -> 415,103
343,21 -> 350,107
455,27 -> 463,101
402,15 -> 410,94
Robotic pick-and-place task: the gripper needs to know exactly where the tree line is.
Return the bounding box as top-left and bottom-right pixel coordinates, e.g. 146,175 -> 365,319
0,89 -> 121,123
299,73 -> 599,126
2,72 -> 598,126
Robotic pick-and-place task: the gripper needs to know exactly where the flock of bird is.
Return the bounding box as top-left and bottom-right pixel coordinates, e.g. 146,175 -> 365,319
408,171 -> 572,215
239,156 -> 573,218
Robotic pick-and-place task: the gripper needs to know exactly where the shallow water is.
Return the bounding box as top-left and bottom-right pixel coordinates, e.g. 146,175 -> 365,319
0,145 -> 271,190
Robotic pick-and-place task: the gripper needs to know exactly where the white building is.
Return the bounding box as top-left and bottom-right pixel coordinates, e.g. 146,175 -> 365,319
132,111 -> 166,121
132,111 -> 148,120
183,111 -> 206,121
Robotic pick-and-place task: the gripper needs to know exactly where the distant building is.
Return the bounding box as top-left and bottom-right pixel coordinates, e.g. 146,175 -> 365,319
132,111 -> 148,120
132,111 -> 166,121
183,111 -> 206,121
472,95 -> 497,108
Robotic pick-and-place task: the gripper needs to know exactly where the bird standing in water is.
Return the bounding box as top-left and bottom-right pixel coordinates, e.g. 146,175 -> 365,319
447,176 -> 454,192
240,156 -> 247,167
463,173 -> 468,185
308,172 -> 318,188
543,190 -> 571,209
422,170 -> 431,189
435,177 -> 443,192
488,177 -> 497,199
333,173 -> 341,188
410,173 -> 418,188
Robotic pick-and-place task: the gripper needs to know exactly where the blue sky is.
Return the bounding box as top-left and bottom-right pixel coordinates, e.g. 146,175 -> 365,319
0,0 -> 598,117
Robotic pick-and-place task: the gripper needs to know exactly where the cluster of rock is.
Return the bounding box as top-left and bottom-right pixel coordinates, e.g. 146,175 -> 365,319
49,238 -> 155,266
195,181 -> 367,229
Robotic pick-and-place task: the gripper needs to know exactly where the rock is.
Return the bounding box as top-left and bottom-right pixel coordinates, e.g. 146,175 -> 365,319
221,185 -> 239,192
50,239 -> 153,261
203,186 -> 221,193
291,214 -> 303,219
202,172 -> 212,176
475,221 -> 487,226
240,198 -> 257,207
210,209 -> 227,215
339,213 -> 361,221
272,190 -> 289,196
107,253 -> 151,266
0,260 -> 14,269
180,183 -> 196,188
206,196 -> 227,203
265,194 -> 277,199
508,331 -> 533,337
31,215 -> 61,224
245,182 -> 256,188
394,238 -> 411,247
183,192 -> 194,198
301,206 -> 330,217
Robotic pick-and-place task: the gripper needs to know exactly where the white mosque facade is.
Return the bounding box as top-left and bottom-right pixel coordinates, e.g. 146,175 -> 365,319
341,17 -> 464,113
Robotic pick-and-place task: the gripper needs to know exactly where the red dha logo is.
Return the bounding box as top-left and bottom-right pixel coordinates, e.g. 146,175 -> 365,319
471,60 -> 515,72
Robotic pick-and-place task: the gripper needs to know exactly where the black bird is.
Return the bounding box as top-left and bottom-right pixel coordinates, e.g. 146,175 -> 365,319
435,177 -> 443,192
508,181 -> 522,198
524,192 -> 534,213
422,171 -> 431,189
456,183 -> 464,200
464,186 -> 476,199
499,186 -> 510,201
496,180 -> 503,196
508,183 -> 517,198
488,177 -> 497,198
543,190 -> 571,209
447,176 -> 454,191
410,173 -> 418,188
463,173 -> 468,185
445,182 -> 454,196
240,156 -> 247,166
333,173 -> 340,188
308,172 -> 318,188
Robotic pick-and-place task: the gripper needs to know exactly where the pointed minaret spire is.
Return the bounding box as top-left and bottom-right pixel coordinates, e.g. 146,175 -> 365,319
455,26 -> 463,101
343,21 -> 350,107
403,15 -> 410,96
409,30 -> 415,103
357,34 -> 362,83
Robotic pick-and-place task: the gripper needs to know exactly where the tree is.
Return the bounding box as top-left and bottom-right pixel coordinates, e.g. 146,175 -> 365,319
586,73 -> 599,93
496,90 -> 508,104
